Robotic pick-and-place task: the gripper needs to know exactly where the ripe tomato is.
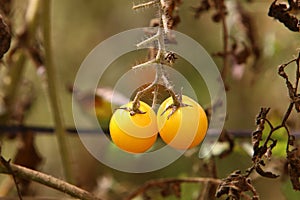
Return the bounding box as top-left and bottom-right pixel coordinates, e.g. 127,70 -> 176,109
157,95 -> 208,150
109,101 -> 158,153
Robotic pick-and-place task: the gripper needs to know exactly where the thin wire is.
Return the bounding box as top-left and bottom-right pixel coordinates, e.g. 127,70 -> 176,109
0,125 -> 299,138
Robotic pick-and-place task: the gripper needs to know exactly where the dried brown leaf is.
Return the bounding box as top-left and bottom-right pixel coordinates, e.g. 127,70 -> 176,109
255,164 -> 279,179
268,0 -> 300,32
216,170 -> 259,200
287,148 -> 300,190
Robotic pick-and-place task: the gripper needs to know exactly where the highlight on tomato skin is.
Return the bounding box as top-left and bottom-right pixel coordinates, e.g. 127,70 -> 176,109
157,95 -> 208,150
109,101 -> 158,154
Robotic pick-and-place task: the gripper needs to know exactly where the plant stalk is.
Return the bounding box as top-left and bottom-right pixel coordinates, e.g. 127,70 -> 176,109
42,0 -> 74,183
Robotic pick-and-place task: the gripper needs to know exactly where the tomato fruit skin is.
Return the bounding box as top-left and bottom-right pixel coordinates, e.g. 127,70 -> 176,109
157,95 -> 208,150
109,101 -> 158,153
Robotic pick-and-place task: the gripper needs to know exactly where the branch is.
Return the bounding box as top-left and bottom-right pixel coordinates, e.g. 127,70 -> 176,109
0,157 -> 22,200
124,177 -> 221,200
0,158 -> 103,200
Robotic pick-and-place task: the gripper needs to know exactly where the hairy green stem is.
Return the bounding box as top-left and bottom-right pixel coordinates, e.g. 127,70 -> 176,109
42,0 -> 74,183
132,64 -> 161,111
131,0 -> 180,111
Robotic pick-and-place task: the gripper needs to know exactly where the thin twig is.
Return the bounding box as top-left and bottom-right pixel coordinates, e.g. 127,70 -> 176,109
0,160 -> 102,200
220,0 -> 230,81
0,157 -> 23,200
294,52 -> 300,92
281,102 -> 294,126
132,0 -> 158,10
124,177 -> 222,200
136,33 -> 159,48
131,59 -> 156,70
42,0 -> 74,183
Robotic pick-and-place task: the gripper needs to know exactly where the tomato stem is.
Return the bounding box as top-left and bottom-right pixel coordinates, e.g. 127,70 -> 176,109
131,64 -> 161,114
160,93 -> 191,119
130,0 -> 181,116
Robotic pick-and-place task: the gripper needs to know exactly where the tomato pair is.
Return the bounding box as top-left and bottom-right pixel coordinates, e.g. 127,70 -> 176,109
109,95 -> 208,154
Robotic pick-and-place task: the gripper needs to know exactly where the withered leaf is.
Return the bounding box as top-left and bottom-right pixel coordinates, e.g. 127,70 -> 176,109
252,130 -> 263,152
264,139 -> 277,160
268,0 -> 300,32
255,164 -> 279,179
287,148 -> 300,190
216,170 -> 259,200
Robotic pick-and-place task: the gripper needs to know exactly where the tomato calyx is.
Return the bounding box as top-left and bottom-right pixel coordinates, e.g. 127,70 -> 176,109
118,101 -> 147,116
161,93 -> 191,119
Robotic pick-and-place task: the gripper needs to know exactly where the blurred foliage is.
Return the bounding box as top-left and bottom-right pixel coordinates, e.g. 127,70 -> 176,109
0,0 -> 300,199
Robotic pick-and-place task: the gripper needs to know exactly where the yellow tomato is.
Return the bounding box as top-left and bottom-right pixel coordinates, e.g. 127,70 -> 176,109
157,95 -> 208,150
109,101 -> 158,153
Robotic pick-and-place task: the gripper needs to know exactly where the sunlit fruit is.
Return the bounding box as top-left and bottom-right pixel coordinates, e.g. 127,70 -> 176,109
109,101 -> 158,153
157,95 -> 208,150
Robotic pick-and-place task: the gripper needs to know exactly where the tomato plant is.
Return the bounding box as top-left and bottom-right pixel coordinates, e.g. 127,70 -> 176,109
109,101 -> 158,153
157,95 -> 208,150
